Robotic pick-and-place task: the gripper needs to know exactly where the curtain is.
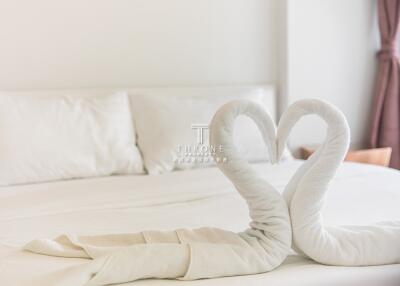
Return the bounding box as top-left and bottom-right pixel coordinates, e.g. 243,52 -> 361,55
369,0 -> 400,168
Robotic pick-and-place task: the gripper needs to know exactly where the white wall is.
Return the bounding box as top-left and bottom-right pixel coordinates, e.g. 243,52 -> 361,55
284,0 -> 379,151
0,0 -> 278,89
0,0 -> 379,152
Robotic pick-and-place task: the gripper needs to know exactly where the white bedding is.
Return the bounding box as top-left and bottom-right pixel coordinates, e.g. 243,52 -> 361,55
1,160 -> 400,285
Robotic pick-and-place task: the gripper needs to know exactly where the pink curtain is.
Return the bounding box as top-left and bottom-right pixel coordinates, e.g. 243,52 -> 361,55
369,0 -> 400,168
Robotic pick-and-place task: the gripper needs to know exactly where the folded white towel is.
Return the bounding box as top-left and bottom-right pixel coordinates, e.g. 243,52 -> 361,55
24,99 -> 292,286
278,99 -> 400,266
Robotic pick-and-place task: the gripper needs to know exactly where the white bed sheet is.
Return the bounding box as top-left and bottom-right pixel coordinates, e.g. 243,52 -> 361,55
0,160 -> 399,286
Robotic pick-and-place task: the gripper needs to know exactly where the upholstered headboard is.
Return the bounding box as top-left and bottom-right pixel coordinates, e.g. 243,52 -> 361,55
0,85 -> 277,121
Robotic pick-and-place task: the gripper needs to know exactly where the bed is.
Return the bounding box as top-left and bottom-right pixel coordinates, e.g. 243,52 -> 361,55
1,160 -> 399,286
0,86 -> 399,285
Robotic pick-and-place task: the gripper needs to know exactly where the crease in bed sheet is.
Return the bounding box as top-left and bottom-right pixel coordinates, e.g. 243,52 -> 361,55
0,190 -> 234,222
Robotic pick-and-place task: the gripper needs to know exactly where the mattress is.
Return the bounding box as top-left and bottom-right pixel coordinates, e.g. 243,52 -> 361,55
0,160 -> 399,286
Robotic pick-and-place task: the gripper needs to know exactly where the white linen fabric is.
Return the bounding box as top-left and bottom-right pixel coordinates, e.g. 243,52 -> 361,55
1,99 -> 400,286
129,87 -> 292,174
23,100 -> 292,285
0,161 -> 400,285
277,100 -> 400,266
0,91 -> 144,185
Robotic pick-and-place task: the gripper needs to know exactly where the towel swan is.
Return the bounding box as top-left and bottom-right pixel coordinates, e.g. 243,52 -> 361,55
277,99 -> 400,266
24,99 -> 292,286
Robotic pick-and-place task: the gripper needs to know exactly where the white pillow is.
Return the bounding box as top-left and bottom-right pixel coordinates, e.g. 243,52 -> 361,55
0,91 -> 144,186
130,87 -> 292,174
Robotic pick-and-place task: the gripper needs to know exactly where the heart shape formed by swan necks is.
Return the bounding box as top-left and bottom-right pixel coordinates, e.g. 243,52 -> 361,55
23,98 -> 400,286
279,99 -> 400,266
